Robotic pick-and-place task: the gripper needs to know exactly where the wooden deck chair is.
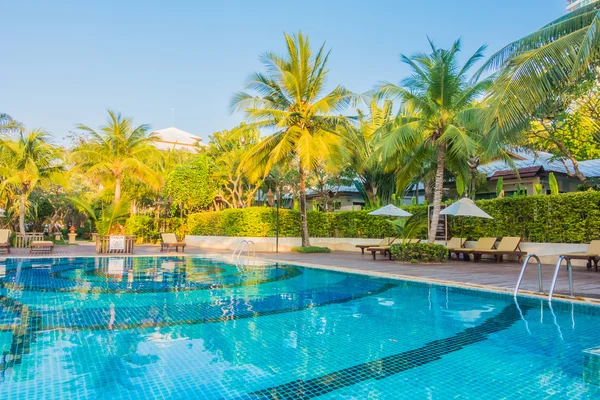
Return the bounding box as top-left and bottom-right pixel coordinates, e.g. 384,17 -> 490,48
561,240 -> 600,271
472,237 -> 526,263
452,237 -> 497,261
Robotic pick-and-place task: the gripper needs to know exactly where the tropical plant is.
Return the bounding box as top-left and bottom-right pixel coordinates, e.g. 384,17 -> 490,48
496,177 -> 504,198
71,110 -> 161,204
207,123 -> 263,208
232,32 -> 355,246
549,172 -> 559,195
69,196 -> 131,235
0,129 -> 63,233
164,154 -> 219,214
376,38 -> 492,242
479,1 -> 600,138
344,99 -> 397,207
0,114 -> 22,134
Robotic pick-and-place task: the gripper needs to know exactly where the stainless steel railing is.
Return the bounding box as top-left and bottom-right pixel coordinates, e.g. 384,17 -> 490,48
514,254 -> 543,296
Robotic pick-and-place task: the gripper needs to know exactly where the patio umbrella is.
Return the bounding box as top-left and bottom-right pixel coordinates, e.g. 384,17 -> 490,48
368,204 -> 413,217
440,198 -> 493,219
440,197 -> 493,244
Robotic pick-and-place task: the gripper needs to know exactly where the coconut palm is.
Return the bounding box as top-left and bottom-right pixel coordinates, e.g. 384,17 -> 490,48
344,99 -> 396,207
0,113 -> 23,134
376,39 -> 492,243
232,32 -> 354,246
71,110 -> 160,204
479,1 -> 600,137
0,129 -> 63,234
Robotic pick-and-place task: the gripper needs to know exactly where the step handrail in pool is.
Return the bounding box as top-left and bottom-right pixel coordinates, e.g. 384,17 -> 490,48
514,254 -> 543,297
232,240 -> 256,264
548,255 -> 574,302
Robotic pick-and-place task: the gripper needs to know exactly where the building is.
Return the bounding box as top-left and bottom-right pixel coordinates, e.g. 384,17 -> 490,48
150,127 -> 206,152
305,185 -> 365,211
566,0 -> 594,11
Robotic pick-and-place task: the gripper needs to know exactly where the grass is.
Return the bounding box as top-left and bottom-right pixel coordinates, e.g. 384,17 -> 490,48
291,246 -> 331,254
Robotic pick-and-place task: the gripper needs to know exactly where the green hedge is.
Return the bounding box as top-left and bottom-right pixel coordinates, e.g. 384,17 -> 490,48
127,191 -> 600,244
390,242 -> 448,263
125,216 -> 186,244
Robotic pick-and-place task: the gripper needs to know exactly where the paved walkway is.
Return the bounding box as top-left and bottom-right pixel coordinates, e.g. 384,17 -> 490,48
3,243 -> 599,302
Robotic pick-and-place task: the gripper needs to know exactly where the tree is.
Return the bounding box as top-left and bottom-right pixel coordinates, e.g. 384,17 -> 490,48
232,32 -> 354,246
71,110 -> 161,204
344,100 -> 397,207
207,123 -> 262,208
376,39 -> 492,243
480,2 -> 600,137
164,155 -> 218,214
0,129 -> 63,234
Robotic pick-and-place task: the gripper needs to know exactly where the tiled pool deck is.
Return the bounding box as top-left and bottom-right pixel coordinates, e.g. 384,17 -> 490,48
4,242 -> 600,302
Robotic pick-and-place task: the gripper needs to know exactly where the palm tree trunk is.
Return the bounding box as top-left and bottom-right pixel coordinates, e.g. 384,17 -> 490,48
298,166 -> 311,247
19,192 -> 26,234
114,177 -> 121,203
428,143 -> 446,243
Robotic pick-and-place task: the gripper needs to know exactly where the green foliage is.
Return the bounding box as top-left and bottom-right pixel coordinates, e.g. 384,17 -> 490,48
549,172 -> 559,195
164,155 -> 218,213
534,184 -> 543,195
69,196 -> 130,235
389,242 -> 448,263
387,214 -> 428,240
291,246 -> 331,253
496,178 -> 504,198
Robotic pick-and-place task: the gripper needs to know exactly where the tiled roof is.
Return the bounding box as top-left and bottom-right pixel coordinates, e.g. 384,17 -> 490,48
478,149 -> 600,178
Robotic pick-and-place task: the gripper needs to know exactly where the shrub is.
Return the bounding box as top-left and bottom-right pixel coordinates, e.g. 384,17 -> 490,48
390,242 -> 448,263
291,246 -> 331,253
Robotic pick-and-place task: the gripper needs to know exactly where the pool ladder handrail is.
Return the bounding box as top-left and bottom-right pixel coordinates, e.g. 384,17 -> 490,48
548,255 -> 574,302
232,240 -> 256,264
514,254 -> 543,297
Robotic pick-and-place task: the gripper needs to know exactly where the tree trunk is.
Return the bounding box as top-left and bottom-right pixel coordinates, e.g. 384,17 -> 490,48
19,192 -> 26,234
114,177 -> 121,203
428,143 -> 446,243
424,180 -> 434,204
298,166 -> 311,247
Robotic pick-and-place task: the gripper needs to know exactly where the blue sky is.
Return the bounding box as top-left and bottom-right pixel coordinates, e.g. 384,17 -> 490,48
2,0 -> 566,144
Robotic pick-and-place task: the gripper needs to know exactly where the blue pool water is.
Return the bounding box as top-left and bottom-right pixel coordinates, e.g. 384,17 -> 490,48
0,256 -> 599,399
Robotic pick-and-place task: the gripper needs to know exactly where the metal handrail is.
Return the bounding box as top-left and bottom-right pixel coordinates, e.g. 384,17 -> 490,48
548,255 -> 575,302
232,240 -> 256,264
514,254 -> 543,296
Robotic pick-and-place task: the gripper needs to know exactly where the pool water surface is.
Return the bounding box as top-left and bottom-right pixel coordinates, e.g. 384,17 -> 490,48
0,256 -> 599,399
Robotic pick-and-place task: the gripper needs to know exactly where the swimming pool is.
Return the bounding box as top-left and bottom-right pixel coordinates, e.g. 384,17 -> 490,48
0,256 -> 598,399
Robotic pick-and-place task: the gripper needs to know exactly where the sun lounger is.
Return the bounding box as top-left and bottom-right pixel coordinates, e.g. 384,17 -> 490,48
0,229 -> 10,254
446,237 -> 466,259
356,237 -> 395,255
161,233 -> 186,253
30,241 -> 54,254
471,236 -> 527,263
452,237 -> 497,261
560,240 -> 600,271
367,238 -> 421,260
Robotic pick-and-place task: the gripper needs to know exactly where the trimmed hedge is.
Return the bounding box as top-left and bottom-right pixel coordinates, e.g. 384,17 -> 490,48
390,242 -> 448,263
291,246 -> 331,253
127,191 -> 600,244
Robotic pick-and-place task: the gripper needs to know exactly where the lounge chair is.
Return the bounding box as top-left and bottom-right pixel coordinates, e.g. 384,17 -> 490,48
160,233 -> 186,253
356,237 -> 395,255
471,236 -> 527,263
0,229 -> 10,254
446,237 -> 466,259
452,237 -> 497,261
560,240 -> 600,271
367,238 -> 421,260
30,241 -> 54,254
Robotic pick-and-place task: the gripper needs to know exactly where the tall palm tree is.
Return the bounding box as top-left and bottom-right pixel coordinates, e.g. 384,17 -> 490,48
376,39 -> 492,243
0,113 -> 23,134
232,32 -> 354,246
0,129 -> 63,234
344,99 -> 396,207
71,110 -> 160,204
479,1 -> 600,137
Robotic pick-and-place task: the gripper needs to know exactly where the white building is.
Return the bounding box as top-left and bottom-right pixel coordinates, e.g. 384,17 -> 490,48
566,0 -> 594,11
150,127 -> 206,152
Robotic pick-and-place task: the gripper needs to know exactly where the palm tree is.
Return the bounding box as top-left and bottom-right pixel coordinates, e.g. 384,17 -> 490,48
479,1 -> 600,137
344,99 -> 396,207
376,39 -> 492,243
0,129 -> 63,234
0,113 -> 23,134
71,110 -> 160,204
232,32 -> 354,246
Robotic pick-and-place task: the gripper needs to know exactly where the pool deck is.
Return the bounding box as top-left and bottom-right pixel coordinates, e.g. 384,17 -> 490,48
3,243 -> 600,303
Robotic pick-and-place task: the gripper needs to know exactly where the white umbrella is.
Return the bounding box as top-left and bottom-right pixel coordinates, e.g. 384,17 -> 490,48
440,198 -> 493,219
368,204 -> 413,217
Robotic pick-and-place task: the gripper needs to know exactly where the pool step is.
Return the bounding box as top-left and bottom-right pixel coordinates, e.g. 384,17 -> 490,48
584,346 -> 600,386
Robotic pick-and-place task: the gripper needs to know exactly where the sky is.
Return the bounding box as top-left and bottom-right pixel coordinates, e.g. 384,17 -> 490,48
2,0 -> 567,145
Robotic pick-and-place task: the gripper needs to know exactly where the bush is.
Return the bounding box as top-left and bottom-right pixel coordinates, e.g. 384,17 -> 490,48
390,242 -> 448,263
291,246 -> 331,253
